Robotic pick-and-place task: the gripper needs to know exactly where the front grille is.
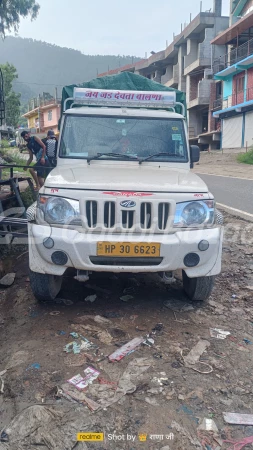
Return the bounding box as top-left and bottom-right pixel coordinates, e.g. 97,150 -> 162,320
122,210 -> 134,229
140,203 -> 152,229
104,202 -> 116,228
84,198 -> 171,232
86,201 -> 97,228
158,203 -> 169,230
90,256 -> 163,266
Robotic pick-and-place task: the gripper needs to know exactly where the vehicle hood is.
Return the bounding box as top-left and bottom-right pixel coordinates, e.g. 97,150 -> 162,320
45,163 -> 208,193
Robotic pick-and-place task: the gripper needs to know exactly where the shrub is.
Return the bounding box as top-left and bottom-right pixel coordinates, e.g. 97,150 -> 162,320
237,149 -> 253,165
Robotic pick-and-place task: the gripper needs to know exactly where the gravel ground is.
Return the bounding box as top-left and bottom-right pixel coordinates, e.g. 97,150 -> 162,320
0,213 -> 253,449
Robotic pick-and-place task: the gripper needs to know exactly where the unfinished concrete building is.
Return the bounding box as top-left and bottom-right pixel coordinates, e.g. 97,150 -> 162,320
99,0 -> 229,150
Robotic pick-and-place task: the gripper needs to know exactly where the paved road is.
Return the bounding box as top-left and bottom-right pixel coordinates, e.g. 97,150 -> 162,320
198,173 -> 253,214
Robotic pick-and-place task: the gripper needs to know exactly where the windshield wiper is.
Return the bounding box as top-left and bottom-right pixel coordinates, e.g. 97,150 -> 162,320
87,152 -> 139,164
140,152 -> 184,164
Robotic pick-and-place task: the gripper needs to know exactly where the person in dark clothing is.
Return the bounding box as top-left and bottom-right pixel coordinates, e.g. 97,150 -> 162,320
21,131 -> 49,189
45,130 -> 58,170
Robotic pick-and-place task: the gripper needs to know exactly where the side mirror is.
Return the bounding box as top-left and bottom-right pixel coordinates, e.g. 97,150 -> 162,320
190,145 -> 200,168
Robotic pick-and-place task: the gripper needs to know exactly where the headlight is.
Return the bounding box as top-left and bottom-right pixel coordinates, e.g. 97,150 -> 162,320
37,196 -> 81,225
174,200 -> 214,228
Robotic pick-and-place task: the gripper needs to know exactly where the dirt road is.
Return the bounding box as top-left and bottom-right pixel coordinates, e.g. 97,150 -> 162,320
193,151 -> 253,179
0,213 -> 253,449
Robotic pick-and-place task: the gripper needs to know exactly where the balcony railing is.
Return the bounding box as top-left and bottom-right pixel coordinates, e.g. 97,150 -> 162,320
222,86 -> 253,109
213,37 -> 253,73
213,98 -> 222,110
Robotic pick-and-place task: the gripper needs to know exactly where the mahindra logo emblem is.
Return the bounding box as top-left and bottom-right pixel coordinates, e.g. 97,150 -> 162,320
120,200 -> 136,208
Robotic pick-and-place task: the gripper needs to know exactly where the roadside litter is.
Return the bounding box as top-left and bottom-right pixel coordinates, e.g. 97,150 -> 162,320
108,337 -> 144,361
223,412 -> 253,425
243,338 -> 253,345
223,436 -> 253,449
94,315 -> 112,326
197,418 -> 218,433
152,323 -> 163,334
64,332 -> 97,355
59,357 -> 152,411
63,342 -> 81,354
26,363 -> 41,370
49,311 -> 60,316
68,367 -> 100,390
182,339 -> 213,374
0,431 -> 8,442
0,273 -> 15,287
0,405 -> 84,450
151,374 -> 169,386
71,324 -> 113,345
0,370 -> 6,394
143,337 -> 155,347
171,421 -> 202,448
85,294 -> 97,303
210,328 -> 231,339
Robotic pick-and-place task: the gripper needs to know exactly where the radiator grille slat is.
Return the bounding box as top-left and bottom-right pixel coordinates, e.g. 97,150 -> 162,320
122,211 -> 134,229
140,203 -> 152,229
158,203 -> 169,230
86,201 -> 97,228
104,202 -> 115,228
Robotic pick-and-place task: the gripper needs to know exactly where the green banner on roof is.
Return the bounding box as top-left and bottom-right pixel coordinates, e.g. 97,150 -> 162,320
60,71 -> 186,127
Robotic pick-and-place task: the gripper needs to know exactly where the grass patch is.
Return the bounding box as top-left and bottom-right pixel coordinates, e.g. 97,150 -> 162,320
237,149 -> 253,165
0,139 -> 10,149
20,187 -> 35,208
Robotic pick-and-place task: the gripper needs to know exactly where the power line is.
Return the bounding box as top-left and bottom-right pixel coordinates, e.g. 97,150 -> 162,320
13,81 -> 65,86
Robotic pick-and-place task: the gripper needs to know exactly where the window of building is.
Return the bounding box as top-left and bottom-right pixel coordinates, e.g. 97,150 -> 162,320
236,76 -> 245,93
48,110 -> 53,121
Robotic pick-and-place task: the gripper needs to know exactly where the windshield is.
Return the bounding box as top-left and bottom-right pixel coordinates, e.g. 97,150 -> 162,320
59,115 -> 188,162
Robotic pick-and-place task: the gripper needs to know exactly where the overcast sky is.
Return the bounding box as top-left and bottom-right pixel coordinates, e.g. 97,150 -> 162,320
14,0 -> 230,57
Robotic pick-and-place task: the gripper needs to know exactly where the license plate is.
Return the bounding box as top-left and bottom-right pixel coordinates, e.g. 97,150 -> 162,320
97,242 -> 160,257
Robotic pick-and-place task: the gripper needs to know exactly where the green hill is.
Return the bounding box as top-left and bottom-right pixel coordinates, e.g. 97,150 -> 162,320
0,36 -> 140,103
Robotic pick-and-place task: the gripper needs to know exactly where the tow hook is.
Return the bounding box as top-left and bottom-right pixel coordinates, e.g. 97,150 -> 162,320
74,270 -> 90,282
159,271 -> 176,285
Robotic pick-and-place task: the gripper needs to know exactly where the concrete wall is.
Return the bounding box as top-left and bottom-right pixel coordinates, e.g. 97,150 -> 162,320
178,44 -> 187,91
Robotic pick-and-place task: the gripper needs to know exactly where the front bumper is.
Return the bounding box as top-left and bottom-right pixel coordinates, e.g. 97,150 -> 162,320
28,224 -> 223,277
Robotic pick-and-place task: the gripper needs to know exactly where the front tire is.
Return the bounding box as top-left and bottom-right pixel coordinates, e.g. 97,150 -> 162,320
29,270 -> 63,303
182,270 -> 215,301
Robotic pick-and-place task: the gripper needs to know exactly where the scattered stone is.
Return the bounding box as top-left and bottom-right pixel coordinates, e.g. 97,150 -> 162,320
85,294 -> 97,303
147,388 -> 164,395
120,295 -> 134,302
0,273 -> 16,287
145,397 -> 159,406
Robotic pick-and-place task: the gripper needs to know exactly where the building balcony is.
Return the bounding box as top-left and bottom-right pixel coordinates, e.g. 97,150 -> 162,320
222,86 -> 253,109
162,64 -> 179,87
213,97 -> 223,110
188,79 -> 212,109
214,37 -> 253,73
213,87 -> 253,117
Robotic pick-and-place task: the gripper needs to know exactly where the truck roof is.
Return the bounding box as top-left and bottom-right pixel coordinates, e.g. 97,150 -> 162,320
64,106 -> 185,120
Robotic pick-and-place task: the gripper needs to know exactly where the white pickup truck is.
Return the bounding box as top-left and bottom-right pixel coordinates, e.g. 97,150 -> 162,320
28,85 -> 223,303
